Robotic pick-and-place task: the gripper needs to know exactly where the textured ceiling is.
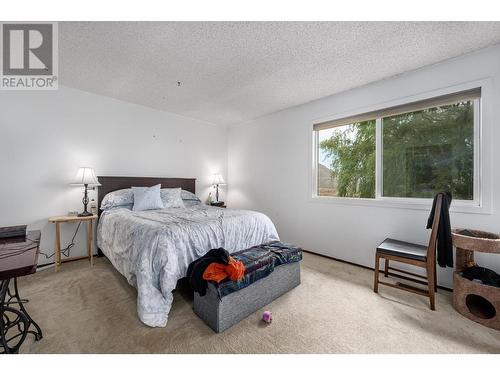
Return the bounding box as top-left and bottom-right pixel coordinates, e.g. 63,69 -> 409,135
59,22 -> 500,126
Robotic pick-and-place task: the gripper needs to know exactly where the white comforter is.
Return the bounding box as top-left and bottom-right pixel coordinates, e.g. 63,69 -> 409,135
97,205 -> 279,327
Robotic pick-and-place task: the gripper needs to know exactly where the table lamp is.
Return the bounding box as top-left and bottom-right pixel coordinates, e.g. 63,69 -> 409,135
212,173 -> 226,204
72,167 -> 101,217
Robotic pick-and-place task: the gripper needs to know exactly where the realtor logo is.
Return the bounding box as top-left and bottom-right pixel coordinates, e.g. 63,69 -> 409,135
1,22 -> 58,90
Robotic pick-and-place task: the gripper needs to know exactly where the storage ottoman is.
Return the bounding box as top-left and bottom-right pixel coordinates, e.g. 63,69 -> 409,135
193,241 -> 302,333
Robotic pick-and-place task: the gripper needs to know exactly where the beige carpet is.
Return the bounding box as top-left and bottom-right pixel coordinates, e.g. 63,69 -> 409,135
17,253 -> 500,354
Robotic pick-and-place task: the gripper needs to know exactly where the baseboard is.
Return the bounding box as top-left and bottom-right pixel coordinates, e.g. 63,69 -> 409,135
36,263 -> 55,272
302,249 -> 453,292
37,253 -> 98,270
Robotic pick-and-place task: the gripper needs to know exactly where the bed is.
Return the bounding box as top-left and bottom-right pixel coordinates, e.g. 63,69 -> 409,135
96,176 -> 279,327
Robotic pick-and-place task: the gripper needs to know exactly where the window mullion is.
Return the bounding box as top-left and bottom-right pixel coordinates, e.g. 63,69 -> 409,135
313,130 -> 319,198
473,98 -> 481,206
375,118 -> 383,199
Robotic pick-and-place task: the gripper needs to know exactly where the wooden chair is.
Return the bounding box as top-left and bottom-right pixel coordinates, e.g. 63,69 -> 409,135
373,194 -> 442,310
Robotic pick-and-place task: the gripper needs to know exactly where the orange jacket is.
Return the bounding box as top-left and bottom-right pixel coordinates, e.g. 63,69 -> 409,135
202,257 -> 245,283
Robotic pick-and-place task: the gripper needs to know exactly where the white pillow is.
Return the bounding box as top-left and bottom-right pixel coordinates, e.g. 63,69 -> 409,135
132,184 -> 165,211
100,189 -> 133,210
160,188 -> 185,208
181,189 -> 201,202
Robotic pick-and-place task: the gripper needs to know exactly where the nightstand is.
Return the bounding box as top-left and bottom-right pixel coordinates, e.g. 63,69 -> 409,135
210,203 -> 227,208
48,215 -> 97,272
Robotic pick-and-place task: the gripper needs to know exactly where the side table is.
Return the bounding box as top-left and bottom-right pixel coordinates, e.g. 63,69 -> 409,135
48,215 -> 97,272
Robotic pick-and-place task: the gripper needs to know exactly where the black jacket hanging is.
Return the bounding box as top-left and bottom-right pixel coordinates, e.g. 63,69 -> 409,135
186,248 -> 230,296
426,191 -> 453,268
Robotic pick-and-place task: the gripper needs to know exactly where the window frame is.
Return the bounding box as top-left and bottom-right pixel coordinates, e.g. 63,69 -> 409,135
310,83 -> 489,214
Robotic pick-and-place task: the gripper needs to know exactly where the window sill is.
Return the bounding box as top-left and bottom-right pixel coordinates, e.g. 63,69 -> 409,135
309,196 -> 491,215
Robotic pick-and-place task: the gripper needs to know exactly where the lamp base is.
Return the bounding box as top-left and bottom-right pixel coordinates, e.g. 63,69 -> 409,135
77,211 -> 93,217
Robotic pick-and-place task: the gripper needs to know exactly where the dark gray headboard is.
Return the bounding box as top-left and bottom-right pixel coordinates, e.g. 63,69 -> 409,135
97,176 -> 196,217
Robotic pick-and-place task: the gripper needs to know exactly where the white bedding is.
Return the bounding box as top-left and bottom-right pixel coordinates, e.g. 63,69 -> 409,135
96,205 -> 279,327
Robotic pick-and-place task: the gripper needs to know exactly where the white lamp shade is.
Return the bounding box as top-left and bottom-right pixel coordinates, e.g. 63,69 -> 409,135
72,167 -> 101,186
212,173 -> 226,185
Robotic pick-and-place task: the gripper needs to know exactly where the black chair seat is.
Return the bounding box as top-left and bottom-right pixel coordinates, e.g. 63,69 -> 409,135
376,238 -> 427,262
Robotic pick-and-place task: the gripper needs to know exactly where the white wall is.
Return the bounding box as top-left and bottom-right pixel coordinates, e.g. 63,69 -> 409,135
0,86 -> 227,265
228,44 -> 500,288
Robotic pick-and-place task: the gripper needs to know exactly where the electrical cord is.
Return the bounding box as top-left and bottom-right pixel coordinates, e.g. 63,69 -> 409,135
39,221 -> 82,260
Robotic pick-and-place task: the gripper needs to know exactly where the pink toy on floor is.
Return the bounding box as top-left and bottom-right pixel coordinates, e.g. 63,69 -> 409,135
262,310 -> 272,323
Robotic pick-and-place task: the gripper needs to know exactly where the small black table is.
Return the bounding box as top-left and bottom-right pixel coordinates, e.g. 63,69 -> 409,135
0,231 -> 43,354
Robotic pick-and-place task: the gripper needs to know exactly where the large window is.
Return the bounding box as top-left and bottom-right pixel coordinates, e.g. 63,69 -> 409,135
314,89 -> 480,203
